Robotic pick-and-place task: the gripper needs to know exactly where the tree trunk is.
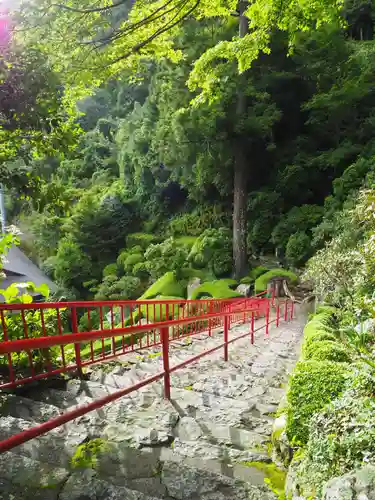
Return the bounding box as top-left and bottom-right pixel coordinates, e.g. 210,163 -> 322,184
233,2 -> 249,279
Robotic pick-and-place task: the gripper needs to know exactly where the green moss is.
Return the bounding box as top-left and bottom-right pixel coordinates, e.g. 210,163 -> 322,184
218,278 -> 238,289
148,352 -> 162,359
249,266 -> 269,281
139,272 -> 185,300
254,268 -> 298,293
180,267 -> 216,282
242,461 -> 287,497
184,385 -> 193,390
190,280 -> 242,300
304,340 -> 352,363
286,360 -> 348,445
71,438 -> 110,469
240,276 -> 252,284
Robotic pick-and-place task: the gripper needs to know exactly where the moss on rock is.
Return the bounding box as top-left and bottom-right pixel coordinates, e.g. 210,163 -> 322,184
190,280 -> 242,300
139,272 -> 185,300
254,269 -> 298,293
71,438 -> 110,469
242,461 -> 287,497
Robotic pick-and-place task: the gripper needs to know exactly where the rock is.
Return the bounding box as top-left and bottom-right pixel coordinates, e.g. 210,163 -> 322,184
271,413 -> 292,467
323,465 -> 375,500
0,451 -> 68,490
59,469 -> 160,500
187,278 -> 201,299
236,284 -> 251,296
161,461 -> 276,500
175,416 -> 202,441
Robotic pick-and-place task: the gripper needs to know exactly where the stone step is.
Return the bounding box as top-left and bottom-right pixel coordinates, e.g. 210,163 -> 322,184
0,451 -> 69,500
0,415 -> 87,468
0,393 -> 62,423
59,442 -> 277,500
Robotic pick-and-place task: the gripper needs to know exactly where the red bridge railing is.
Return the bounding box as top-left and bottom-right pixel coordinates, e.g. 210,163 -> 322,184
0,291 -> 294,453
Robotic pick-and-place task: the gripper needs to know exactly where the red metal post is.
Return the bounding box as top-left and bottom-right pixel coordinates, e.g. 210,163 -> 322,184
72,307 -> 83,378
250,311 -> 254,344
224,314 -> 229,361
265,301 -> 270,335
161,304 -> 171,400
276,304 -> 280,328
208,301 -> 212,337
284,299 -> 288,321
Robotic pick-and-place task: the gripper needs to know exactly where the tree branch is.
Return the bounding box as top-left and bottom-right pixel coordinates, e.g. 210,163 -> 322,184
51,0 -> 129,14
103,0 -> 200,67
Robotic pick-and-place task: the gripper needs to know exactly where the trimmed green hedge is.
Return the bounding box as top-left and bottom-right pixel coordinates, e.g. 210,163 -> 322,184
249,266 -> 269,281
302,315 -> 338,358
139,272 -> 185,300
190,280 -> 242,300
254,268 -> 298,293
304,340 -> 351,363
140,296 -> 184,322
286,360 -> 348,445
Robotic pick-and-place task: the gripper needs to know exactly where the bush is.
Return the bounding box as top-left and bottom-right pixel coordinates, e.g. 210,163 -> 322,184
218,278 -> 238,289
139,272 -> 185,300
295,394 -> 375,498
254,268 -> 298,293
188,228 -> 232,277
174,236 -> 198,249
190,280 -> 242,300
126,233 -> 159,249
240,276 -> 252,284
169,206 -> 227,237
123,253 -> 143,273
286,360 -> 348,445
302,319 -> 337,357
132,262 -> 150,280
94,275 -> 144,301
272,205 -> 324,248
304,340 -> 352,363
249,266 -> 269,281
103,263 -> 118,278
144,238 -> 189,280
286,231 -> 312,267
180,268 -> 216,282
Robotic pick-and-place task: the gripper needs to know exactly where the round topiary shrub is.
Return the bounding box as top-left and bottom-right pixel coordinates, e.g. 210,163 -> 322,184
286,360 -> 348,445
304,340 -> 351,363
254,268 -> 298,293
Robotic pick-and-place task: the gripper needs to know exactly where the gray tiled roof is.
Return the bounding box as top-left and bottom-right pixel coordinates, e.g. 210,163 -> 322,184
1,246 -> 56,292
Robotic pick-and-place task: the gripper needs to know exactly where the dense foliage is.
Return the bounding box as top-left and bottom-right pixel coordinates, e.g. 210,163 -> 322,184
6,0 -> 373,285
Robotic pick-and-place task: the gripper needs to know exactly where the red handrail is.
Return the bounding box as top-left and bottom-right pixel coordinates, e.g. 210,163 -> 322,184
0,293 -> 294,454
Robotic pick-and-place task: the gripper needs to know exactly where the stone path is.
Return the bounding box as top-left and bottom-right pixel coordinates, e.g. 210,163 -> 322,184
0,306 -> 306,500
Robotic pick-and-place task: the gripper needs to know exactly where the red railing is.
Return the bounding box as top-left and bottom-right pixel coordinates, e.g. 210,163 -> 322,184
0,292 -> 293,453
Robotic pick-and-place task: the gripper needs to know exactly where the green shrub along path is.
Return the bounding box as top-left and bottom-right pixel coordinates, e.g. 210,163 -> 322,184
0,304 -> 307,500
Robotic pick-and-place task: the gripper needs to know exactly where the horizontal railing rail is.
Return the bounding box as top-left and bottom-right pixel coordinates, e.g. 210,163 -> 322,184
0,290 -> 294,454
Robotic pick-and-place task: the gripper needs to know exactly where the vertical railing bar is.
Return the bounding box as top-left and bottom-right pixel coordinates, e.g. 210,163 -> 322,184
71,307 -> 83,378
21,310 -> 35,377
1,310 -> 15,383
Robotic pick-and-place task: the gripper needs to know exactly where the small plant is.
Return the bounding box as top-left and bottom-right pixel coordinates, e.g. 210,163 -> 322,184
71,438 -> 110,468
